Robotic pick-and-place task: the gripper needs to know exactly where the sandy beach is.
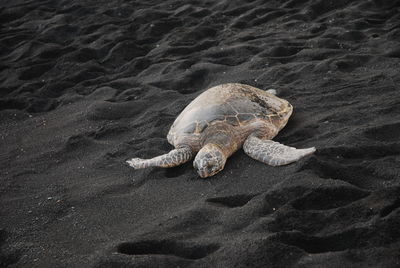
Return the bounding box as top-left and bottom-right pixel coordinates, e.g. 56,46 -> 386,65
1,0 -> 400,267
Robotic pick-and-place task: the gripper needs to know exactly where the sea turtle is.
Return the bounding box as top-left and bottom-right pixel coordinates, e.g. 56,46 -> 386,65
127,83 -> 315,178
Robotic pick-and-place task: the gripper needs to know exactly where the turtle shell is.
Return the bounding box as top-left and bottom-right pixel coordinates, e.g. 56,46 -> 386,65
167,83 -> 292,147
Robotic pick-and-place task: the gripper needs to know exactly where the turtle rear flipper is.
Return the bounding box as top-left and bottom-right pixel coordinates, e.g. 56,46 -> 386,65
243,135 -> 315,166
127,147 -> 193,169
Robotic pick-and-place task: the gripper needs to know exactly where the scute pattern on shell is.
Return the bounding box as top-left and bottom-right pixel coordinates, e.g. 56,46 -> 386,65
167,83 -> 292,148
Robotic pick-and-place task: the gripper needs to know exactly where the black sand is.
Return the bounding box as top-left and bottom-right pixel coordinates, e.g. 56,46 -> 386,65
1,0 -> 400,267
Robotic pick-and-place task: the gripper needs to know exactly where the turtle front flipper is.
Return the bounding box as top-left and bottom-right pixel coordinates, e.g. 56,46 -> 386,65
243,135 -> 315,166
126,147 -> 193,169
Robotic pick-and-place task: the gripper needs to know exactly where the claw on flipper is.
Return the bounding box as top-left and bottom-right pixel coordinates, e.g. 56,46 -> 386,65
126,158 -> 144,169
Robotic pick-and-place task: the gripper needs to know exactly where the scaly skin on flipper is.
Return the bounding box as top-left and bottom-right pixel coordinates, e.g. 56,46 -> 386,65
243,135 -> 316,166
126,147 -> 193,169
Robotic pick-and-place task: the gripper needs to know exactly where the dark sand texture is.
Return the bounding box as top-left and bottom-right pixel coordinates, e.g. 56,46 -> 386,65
1,0 -> 400,267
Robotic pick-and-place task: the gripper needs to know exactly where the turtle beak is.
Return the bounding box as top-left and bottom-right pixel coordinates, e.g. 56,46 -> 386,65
197,169 -> 209,178
193,161 -> 213,178
196,168 -> 214,178
194,163 -> 218,178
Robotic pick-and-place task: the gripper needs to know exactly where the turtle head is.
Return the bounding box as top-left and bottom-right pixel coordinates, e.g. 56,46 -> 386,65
193,144 -> 226,178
